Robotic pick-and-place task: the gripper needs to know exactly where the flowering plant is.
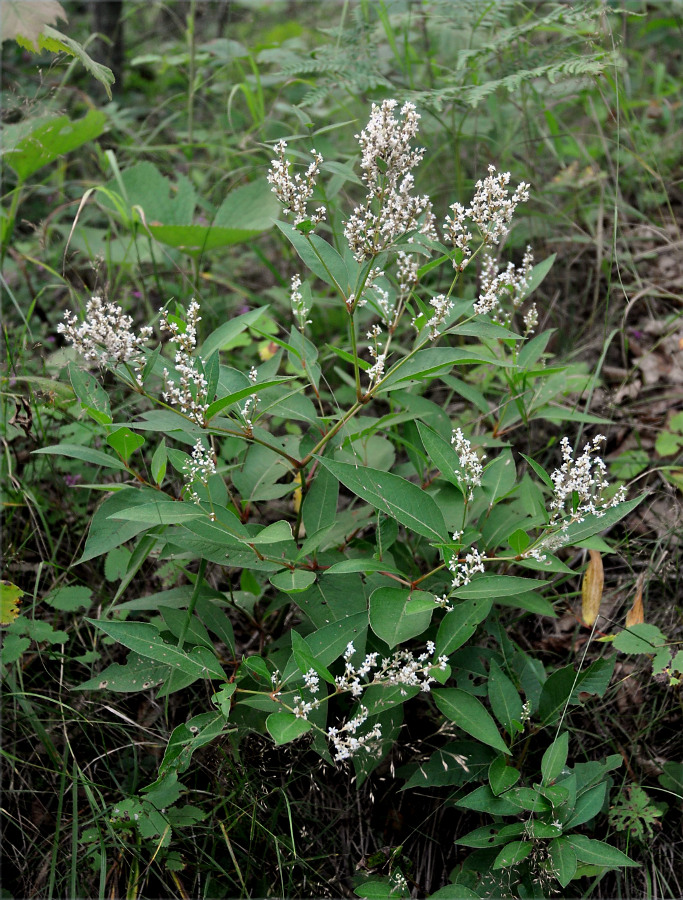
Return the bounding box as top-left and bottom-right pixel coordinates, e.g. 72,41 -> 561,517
48,100 -> 643,896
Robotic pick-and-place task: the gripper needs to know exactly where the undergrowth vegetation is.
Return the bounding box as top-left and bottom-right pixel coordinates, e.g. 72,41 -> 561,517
1,2 -> 682,898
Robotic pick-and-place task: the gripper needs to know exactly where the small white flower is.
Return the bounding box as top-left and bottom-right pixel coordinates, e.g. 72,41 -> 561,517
267,141 -> 326,226
451,428 -> 485,500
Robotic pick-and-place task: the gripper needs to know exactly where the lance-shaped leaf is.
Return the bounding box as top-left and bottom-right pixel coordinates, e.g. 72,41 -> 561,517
86,619 -> 225,680
433,688 -> 510,755
315,457 -> 448,542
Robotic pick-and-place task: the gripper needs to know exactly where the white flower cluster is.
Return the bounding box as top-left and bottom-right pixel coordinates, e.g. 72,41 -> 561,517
58,295 -> 152,375
366,323 -> 387,387
444,165 -> 530,265
448,546 -> 486,589
396,252 -> 419,294
548,435 -> 626,527
475,246 -> 534,319
267,141 -> 326,227
183,439 -> 216,504
424,293 -> 454,340
344,100 -> 436,262
335,640 -> 448,699
451,428 -> 485,500
290,274 -> 311,330
160,301 -> 209,425
327,706 -> 382,762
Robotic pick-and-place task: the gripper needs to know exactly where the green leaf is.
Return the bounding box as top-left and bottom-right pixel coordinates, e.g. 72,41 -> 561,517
488,756 -> 520,795
428,885 -> 479,899
488,661 -> 523,735
33,443 -> 127,471
417,422 -> 464,489
504,786 -> 551,813
0,581 -> 24,626
379,347 -> 513,391
4,109 -> 106,180
290,630 -> 335,685
542,731 -> 569,784
109,500 -> 205,525
549,838 -> 577,888
433,689 -> 510,755
151,440 -> 167,485
205,377 -> 292,420
454,784 -> 519,815
492,840 -> 532,869
200,307 -> 269,358
302,463 -> 339,536
269,569 -> 317,593
274,221 -> 350,294
369,588 -> 434,649
564,781 -> 607,828
559,496 -> 643,547
68,363 -> 111,422
79,489 -> 163,563
266,712 -> 312,746
456,823 -> 525,849
565,835 -> 639,869
249,520 -> 293,545
323,558 -> 402,575
107,427 -> 145,463
519,452 -> 554,488
613,623 -> 668,655
316,457 -> 448,542
44,585 -> 91,612
453,575 -> 541,599
434,598 -> 492,658
39,26 -> 115,98
86,619 -> 225,680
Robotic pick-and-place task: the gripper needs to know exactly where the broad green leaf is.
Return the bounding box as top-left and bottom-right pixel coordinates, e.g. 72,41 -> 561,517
281,611 -> 367,684
266,712 -> 312,745
274,221 -> 350,294
417,422 -> 464,489
269,569 -> 317,593
504,786 -> 551,813
369,587 -> 434,649
492,840 -> 532,869
434,597 -> 492,658
488,757 -> 520,795
110,500 -> 205,525
519,452 -> 554,488
549,838 -> 577,888
481,452 -> 516,504
494,591 -> 557,617
542,731 -> 569,784
86,618 -> 225,680
456,823 -> 525,848
612,623 -> 668,655
68,363 -> 111,422
559,496 -> 643,547
323,558 -> 402,575
33,443 -> 127,471
200,307 -> 269,359
73,652 -> 169,693
428,885 -> 479,899
488,661 -> 523,735
316,457 -> 448,542
79,488 -> 163,563
454,784 -> 519,815
151,439 -> 167,485
249,520 -> 293,545
379,347 -> 513,391
195,596 -> 235,658
290,630 -> 335,685
44,585 -> 91,612
4,109 -> 106,180
563,781 -> 607,828
107,427 -> 145,463
453,575 -> 541,599
433,689 -> 510,755
205,377 -> 292,420
565,835 -> 638,868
